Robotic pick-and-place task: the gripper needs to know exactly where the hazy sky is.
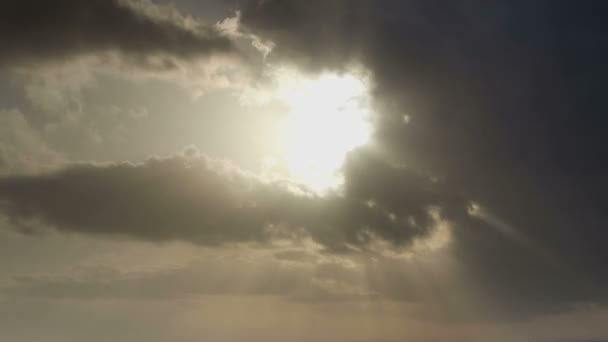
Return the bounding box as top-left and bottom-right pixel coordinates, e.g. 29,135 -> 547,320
1,1 -> 608,341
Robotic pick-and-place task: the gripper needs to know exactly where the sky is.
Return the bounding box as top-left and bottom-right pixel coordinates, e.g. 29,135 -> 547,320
0,1 -> 607,341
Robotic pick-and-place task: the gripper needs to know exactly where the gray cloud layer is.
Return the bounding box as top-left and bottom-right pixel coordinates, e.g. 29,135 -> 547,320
0,147 -> 457,253
2,258 -> 372,303
0,0 -> 238,69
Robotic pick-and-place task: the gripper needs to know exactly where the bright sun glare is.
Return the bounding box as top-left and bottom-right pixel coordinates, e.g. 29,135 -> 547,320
265,69 -> 374,193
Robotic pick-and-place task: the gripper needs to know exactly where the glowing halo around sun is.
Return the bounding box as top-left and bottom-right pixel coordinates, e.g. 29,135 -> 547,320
262,68 -> 374,194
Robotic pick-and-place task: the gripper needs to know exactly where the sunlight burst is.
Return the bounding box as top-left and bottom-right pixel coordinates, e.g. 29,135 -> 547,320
268,69 -> 374,193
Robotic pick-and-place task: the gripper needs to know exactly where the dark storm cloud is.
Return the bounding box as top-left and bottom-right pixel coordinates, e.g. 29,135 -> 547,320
239,0 -> 608,318
0,148 -> 460,253
0,0 -> 238,69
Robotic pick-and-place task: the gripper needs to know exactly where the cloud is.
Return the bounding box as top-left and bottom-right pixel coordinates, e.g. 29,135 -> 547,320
236,0 -> 608,318
3,260 -> 306,300
0,0 -> 240,69
0,147 -> 457,254
1,0 -> 606,324
1,256 -> 371,302
0,109 -> 63,176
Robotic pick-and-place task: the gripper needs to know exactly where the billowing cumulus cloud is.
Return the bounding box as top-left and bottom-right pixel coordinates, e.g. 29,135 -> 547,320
0,0 -> 239,69
0,147 -> 460,253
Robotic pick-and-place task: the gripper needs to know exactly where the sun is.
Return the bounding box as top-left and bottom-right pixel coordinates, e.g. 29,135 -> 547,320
264,68 -> 374,193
